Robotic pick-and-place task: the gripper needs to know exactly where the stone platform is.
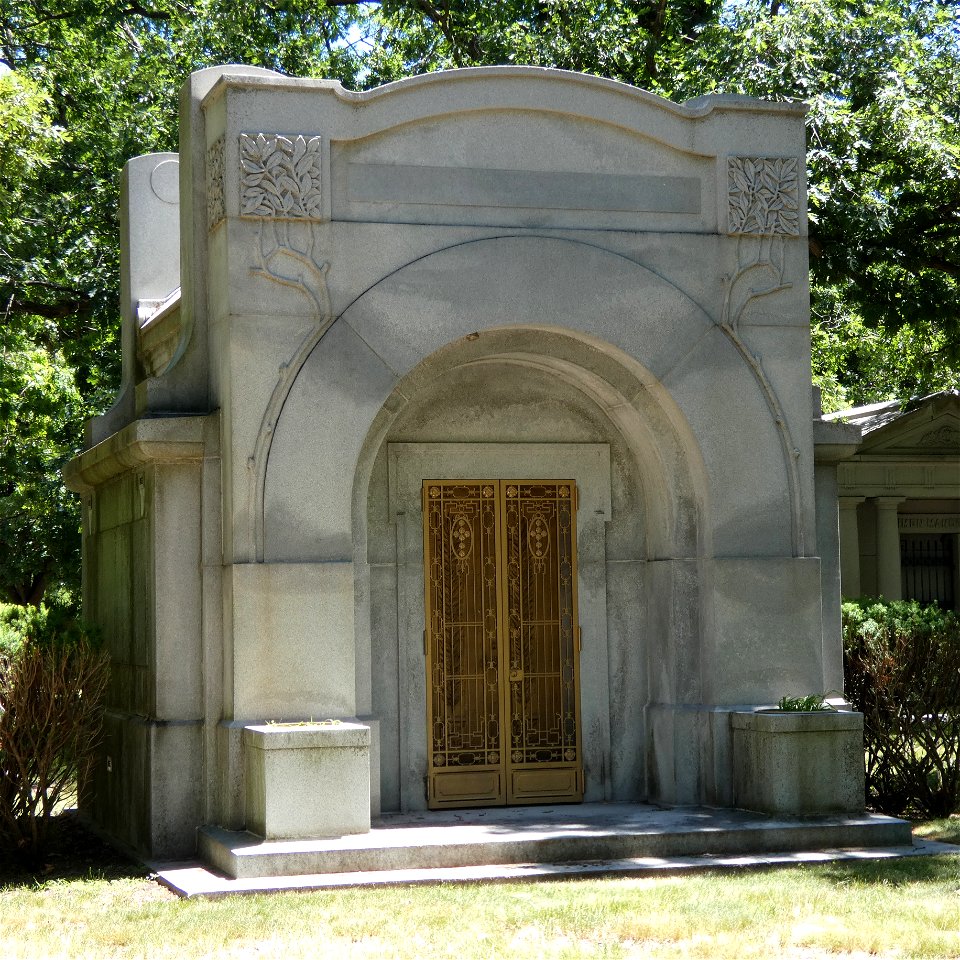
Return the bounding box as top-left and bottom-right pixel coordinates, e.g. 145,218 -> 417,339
147,802 -> 934,896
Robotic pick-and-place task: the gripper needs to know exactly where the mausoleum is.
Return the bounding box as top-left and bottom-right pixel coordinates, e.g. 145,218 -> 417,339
66,65 -> 869,863
827,390 -> 960,608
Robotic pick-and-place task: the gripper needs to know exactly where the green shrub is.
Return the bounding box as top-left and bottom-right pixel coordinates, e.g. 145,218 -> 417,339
0,603 -> 108,863
842,599 -> 960,818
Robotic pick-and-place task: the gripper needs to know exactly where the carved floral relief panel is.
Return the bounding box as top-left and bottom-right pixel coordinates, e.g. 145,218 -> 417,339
239,133 -> 324,219
918,425 -> 960,450
727,156 -> 800,236
206,136 -> 225,230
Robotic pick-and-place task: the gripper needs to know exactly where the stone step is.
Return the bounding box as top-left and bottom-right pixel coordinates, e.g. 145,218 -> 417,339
197,803 -> 913,880
158,839 -> 955,897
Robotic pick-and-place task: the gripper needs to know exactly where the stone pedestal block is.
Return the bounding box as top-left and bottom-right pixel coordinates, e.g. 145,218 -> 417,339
243,722 -> 371,839
731,710 -> 865,816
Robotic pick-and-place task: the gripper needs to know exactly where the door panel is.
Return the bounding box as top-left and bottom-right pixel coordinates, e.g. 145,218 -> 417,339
502,482 -> 582,803
424,482 -> 504,806
424,480 -> 582,808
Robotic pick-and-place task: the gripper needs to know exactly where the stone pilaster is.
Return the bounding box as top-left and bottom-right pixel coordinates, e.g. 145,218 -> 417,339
838,497 -> 865,599
874,497 -> 906,600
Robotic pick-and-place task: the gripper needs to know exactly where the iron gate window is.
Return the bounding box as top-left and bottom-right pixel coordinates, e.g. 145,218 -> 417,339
900,534 -> 956,609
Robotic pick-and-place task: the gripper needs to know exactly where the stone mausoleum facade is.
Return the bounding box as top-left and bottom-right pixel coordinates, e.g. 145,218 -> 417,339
66,66 -> 863,860
827,391 -> 960,609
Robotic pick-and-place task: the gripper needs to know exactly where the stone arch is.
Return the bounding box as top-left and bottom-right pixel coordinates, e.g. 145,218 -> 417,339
350,326 -> 710,811
352,325 -> 710,565
260,234 -> 755,809
262,234 -> 731,564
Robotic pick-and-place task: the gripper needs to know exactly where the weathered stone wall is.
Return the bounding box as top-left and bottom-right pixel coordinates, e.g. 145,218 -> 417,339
66,419 -> 212,856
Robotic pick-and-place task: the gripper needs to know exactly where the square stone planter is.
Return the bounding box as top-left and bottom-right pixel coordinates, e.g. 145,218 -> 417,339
244,722 -> 371,839
731,709 -> 865,816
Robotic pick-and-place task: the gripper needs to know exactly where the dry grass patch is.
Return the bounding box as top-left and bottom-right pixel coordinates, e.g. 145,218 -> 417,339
2,854 -> 959,959
2,815 -> 959,959
914,814 -> 960,845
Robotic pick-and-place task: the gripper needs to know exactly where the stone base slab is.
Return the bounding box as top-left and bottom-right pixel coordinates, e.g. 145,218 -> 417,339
156,837 -> 952,896
197,802 -> 912,880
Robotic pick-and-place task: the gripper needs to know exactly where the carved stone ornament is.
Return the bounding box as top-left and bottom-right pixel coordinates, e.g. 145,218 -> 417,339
918,425 -> 960,449
727,156 -> 800,236
240,133 -> 323,218
206,136 -> 225,230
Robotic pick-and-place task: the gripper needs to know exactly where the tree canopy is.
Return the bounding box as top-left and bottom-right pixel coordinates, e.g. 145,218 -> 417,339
1,0 -> 958,604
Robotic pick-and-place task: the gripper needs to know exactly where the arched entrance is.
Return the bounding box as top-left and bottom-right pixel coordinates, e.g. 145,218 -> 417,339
264,236 -> 713,812
350,327 -> 708,812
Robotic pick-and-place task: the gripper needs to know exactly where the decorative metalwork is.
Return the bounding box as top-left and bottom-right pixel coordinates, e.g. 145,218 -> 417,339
424,480 -> 582,808
526,513 -> 551,572
901,535 -> 956,608
503,484 -> 579,773
424,483 -> 501,786
449,514 -> 474,574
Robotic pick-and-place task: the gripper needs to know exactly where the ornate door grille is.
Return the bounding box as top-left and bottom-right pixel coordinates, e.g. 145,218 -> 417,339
900,534 -> 957,610
424,480 -> 582,807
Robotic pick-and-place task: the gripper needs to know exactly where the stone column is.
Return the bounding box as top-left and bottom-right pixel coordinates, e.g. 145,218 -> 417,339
838,497 -> 865,599
874,497 -> 905,601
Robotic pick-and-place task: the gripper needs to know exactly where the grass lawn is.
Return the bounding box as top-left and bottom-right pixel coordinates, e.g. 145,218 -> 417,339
1,816 -> 958,960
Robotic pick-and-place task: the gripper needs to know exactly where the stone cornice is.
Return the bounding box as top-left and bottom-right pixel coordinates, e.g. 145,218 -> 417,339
813,419 -> 861,464
64,416 -> 208,494
836,454 -> 960,500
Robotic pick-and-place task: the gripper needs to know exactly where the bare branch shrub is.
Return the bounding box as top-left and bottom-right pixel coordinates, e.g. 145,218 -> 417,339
0,605 -> 108,862
843,599 -> 960,818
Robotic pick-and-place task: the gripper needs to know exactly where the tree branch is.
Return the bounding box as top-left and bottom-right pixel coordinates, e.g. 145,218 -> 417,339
2,293 -> 93,322
409,0 -> 485,64
918,256 -> 960,278
124,2 -> 172,17
645,0 -> 669,79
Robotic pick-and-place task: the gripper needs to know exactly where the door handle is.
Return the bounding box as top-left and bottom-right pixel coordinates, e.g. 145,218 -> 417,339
509,668 -> 524,683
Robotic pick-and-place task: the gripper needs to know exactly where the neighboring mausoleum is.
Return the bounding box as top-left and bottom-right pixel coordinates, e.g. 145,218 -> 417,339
826,391 -> 960,609
66,65 -> 865,863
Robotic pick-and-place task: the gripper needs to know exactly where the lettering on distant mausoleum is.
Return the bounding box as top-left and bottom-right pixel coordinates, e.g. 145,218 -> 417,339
898,515 -> 960,533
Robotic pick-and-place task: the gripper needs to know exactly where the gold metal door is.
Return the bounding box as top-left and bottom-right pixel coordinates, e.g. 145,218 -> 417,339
424,480 -> 582,808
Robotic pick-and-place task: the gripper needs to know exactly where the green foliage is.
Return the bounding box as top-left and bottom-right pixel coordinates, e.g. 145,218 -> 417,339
360,0 -> 715,85
776,694 -> 830,712
0,335 -> 86,606
665,0 -> 960,407
811,292 -> 960,413
0,603 -> 108,862
843,598 -> 960,818
1,0 -> 958,600
0,0 -> 364,606
0,602 -> 102,657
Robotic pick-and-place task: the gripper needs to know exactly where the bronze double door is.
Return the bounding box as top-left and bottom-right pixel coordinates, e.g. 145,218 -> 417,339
423,480 -> 583,808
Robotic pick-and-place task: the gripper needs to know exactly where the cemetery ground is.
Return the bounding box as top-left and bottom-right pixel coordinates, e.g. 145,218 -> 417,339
0,814 -> 957,959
